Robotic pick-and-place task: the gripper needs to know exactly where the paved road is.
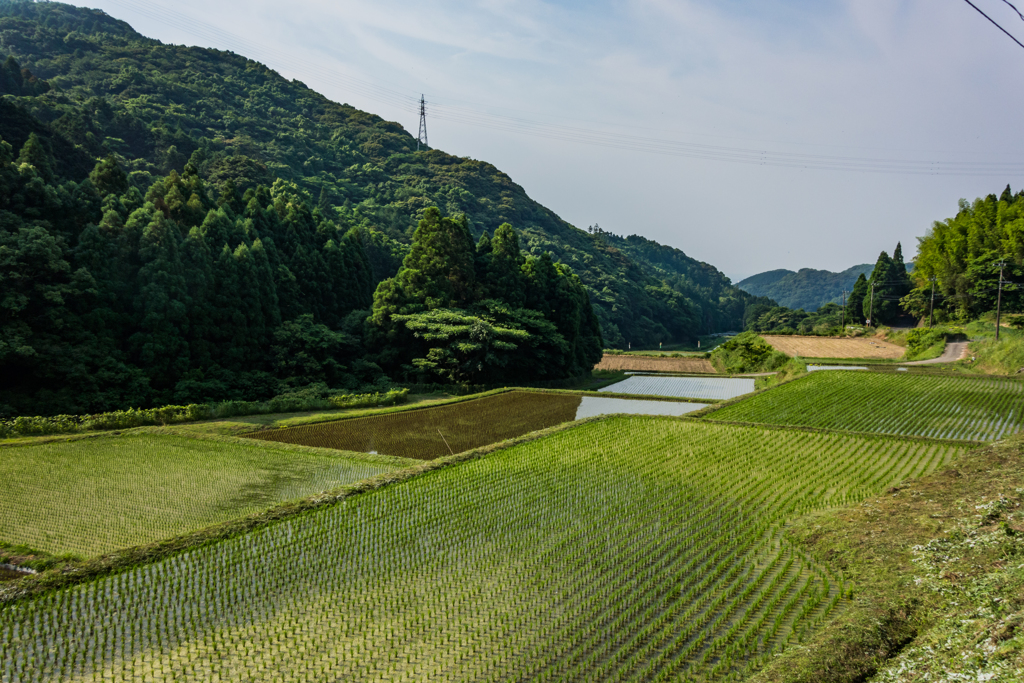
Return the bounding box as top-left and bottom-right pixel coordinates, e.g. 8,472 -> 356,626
900,341 -> 969,366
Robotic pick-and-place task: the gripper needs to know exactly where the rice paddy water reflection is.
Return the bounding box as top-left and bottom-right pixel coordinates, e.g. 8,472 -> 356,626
599,375 -> 756,401
575,397 -> 707,419
247,391 -> 701,459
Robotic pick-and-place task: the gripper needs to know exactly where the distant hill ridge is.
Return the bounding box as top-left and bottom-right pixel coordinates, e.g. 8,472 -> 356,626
737,264 -> 876,311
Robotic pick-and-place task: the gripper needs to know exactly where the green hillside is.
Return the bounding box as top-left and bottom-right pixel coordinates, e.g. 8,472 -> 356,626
0,0 -> 754,363
737,264 -> 873,311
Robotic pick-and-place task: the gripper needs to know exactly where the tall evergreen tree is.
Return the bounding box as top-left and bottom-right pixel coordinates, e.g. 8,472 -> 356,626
179,226 -> 216,369
17,132 -> 55,183
89,155 -> 129,198
864,250 -> 892,325
891,241 -> 913,298
486,223 -> 526,307
211,242 -> 248,371
130,211 -> 191,395
250,238 -> 281,330
398,207 -> 476,310
847,273 -> 868,325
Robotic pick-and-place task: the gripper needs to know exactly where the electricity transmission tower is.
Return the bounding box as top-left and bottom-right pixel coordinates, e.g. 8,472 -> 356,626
417,95 -> 428,150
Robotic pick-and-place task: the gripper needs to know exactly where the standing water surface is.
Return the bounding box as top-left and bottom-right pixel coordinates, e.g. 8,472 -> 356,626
247,391 -> 703,460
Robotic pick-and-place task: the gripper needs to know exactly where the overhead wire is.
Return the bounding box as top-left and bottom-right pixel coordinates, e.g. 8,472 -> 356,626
98,0 -> 1024,176
960,0 -> 1024,51
425,103 -> 1024,175
1000,0 -> 1024,23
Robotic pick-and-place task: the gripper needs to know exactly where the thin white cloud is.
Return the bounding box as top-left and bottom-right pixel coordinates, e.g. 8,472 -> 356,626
79,0 -> 1024,275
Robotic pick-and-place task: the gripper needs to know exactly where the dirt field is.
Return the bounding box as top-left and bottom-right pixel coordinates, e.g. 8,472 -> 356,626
761,335 -> 906,360
595,354 -> 716,374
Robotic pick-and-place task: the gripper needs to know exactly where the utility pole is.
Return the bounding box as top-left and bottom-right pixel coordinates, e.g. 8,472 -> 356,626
417,95 -> 428,150
867,283 -> 875,327
996,260 -> 1006,342
929,277 -> 936,328
840,289 -> 846,335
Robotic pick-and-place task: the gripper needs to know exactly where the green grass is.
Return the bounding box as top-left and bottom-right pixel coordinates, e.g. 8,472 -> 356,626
246,390 -> 586,459
750,434 -> 1024,683
966,327 -> 1024,375
0,432 -> 415,557
709,370 -> 1024,442
0,418 -> 966,682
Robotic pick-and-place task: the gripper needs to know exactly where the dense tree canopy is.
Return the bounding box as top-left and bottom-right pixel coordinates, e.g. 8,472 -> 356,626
371,209 -> 602,383
0,0 -> 772,416
0,0 -> 758,353
909,186 -> 1024,322
0,136 -> 379,416
859,244 -> 913,325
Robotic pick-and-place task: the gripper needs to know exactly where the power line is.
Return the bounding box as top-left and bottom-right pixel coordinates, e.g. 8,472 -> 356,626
96,0 -> 1024,176
961,0 -> 1024,51
428,102 -> 1024,175
1001,0 -> 1024,23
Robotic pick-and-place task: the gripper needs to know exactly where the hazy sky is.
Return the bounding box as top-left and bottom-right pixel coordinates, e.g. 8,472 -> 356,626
83,0 -> 1024,281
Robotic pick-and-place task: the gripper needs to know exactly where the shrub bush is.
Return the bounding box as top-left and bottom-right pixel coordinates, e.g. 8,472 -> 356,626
710,332 -> 789,374
0,389 -> 409,439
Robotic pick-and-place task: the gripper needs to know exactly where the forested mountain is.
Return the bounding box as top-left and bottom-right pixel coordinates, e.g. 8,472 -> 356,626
0,0 -> 754,415
736,264 -> 874,311
743,244 -> 912,334
907,185 -> 1024,322
0,0 -> 753,346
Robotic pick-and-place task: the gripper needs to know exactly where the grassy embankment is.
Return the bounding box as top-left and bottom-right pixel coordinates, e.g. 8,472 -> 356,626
751,433 -> 1024,682
961,317 -> 1024,375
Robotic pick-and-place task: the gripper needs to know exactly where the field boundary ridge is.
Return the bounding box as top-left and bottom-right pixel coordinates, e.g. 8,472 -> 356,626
692,417 -> 985,447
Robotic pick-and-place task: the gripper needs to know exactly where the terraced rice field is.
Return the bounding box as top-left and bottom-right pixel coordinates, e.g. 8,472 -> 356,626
595,353 -> 716,374
601,375 -> 756,401
710,371 -> 1024,441
761,335 -> 905,359
0,419 -> 963,682
247,391 -> 584,459
0,433 -> 412,557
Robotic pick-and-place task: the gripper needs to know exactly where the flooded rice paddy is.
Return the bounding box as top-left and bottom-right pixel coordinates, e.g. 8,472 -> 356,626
600,375 -> 756,401
575,397 -> 707,419
248,391 -> 698,459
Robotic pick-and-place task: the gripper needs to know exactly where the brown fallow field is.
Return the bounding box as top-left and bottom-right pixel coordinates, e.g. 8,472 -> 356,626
761,335 -> 906,360
595,354 -> 716,374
